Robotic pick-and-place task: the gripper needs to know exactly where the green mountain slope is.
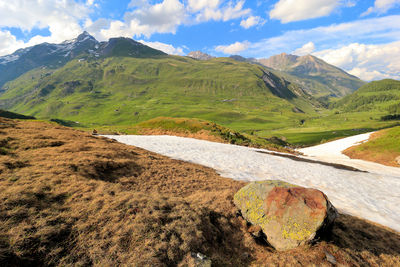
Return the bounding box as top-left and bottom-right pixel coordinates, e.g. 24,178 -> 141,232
0,32 -> 166,90
0,56 -> 322,133
332,79 -> 400,114
259,53 -> 365,98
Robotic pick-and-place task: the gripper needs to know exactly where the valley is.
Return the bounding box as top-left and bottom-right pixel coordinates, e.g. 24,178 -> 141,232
0,31 -> 400,266
0,33 -> 398,146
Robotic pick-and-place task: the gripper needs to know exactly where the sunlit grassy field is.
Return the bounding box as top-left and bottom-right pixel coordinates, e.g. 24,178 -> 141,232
344,126 -> 400,166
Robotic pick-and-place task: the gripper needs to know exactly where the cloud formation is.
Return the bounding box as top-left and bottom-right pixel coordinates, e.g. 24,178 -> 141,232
0,30 -> 25,56
139,40 -> 185,55
0,0 -> 89,45
86,0 -> 253,41
269,0 -> 341,23
362,0 -> 400,16
191,0 -> 251,22
245,15 -> 400,57
314,41 -> 400,80
293,42 -> 316,56
215,41 -> 250,54
240,16 -> 264,29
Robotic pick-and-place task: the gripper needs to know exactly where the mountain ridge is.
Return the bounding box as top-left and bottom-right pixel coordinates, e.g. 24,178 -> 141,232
0,32 -> 166,89
258,53 -> 365,98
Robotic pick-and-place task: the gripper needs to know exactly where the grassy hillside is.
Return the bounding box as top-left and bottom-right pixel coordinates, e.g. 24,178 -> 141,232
1,117 -> 399,266
333,79 -> 400,113
1,55 -> 398,147
344,126 -> 400,167
0,56 -> 322,134
263,79 -> 400,146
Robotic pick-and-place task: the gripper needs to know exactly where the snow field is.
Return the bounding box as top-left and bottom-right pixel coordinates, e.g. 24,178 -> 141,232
104,135 -> 400,232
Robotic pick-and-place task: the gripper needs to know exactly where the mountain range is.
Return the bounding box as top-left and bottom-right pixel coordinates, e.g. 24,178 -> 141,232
186,51 -> 365,99
0,31 -> 165,90
1,32 -> 394,144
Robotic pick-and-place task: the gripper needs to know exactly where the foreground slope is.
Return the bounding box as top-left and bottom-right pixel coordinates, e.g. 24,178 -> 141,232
0,117 -> 399,266
0,55 -> 321,132
259,53 -> 365,98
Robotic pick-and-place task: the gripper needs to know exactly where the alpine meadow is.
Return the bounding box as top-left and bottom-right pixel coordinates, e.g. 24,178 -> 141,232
1,1 -> 400,266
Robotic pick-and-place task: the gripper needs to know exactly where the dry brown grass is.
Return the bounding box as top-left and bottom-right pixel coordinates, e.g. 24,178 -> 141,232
0,117 -> 399,266
137,128 -> 226,143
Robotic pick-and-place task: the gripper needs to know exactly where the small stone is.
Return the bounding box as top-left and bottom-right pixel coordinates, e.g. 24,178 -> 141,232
396,156 -> 400,165
325,251 -> 337,265
188,252 -> 211,267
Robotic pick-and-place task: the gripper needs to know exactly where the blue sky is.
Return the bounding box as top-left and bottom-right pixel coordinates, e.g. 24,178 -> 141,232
0,0 -> 399,80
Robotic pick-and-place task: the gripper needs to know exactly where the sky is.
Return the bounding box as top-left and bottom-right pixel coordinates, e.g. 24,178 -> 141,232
0,0 -> 399,81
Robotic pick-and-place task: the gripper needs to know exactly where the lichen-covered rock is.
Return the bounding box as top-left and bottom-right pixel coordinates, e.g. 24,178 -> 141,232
234,180 -> 338,251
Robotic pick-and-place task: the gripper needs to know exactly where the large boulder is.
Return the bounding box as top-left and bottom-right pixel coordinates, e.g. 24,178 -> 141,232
234,180 -> 338,251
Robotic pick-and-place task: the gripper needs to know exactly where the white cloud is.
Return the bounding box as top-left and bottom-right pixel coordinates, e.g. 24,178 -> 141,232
362,0 -> 400,16
314,41 -> 400,80
215,41 -> 250,54
240,16 -> 264,29
88,0 -> 251,41
293,42 -> 315,55
193,0 -> 251,22
85,0 -> 187,41
188,0 -> 220,12
270,0 -> 341,23
0,30 -> 25,56
139,40 -> 185,55
0,0 -> 88,45
245,15 -> 400,58
222,0 -> 251,21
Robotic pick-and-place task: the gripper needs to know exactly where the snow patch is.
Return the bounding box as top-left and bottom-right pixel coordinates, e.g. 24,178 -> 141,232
0,54 -> 20,64
298,132 -> 400,176
103,135 -> 400,232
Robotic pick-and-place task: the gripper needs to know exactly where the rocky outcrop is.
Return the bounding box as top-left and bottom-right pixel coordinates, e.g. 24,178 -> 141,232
187,51 -> 213,60
234,180 -> 338,251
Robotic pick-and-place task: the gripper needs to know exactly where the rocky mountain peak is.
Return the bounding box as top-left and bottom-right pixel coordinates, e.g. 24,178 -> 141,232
76,31 -> 97,43
187,51 -> 213,60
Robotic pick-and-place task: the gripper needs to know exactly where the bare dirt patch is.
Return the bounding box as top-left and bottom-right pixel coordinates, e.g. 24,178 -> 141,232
0,117 -> 399,266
